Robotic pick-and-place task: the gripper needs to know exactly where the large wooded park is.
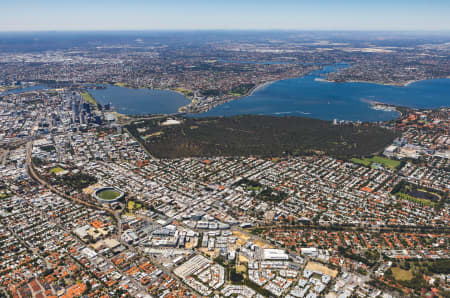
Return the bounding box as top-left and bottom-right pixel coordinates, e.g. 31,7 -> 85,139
126,115 -> 398,159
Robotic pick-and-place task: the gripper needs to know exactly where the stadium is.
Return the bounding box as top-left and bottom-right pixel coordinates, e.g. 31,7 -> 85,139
93,187 -> 124,203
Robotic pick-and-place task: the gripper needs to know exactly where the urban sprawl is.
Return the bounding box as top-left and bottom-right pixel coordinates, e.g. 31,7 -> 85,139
0,33 -> 449,298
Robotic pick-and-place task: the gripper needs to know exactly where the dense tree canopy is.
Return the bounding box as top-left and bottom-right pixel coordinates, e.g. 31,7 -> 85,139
127,115 -> 397,159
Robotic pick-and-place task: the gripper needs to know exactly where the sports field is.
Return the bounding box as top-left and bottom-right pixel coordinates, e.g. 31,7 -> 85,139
350,158 -> 371,166
97,189 -> 121,201
49,167 -> 65,174
391,267 -> 413,281
351,156 -> 400,169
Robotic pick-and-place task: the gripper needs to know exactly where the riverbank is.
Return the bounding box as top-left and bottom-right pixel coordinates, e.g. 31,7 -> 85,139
0,86 -> 19,93
80,90 -> 98,108
87,84 -> 190,116
321,78 -> 433,87
176,79 -> 278,114
248,80 -> 276,96
316,77 -> 421,87
80,83 -> 423,128
360,98 -> 405,119
83,64 -> 449,121
178,64 -> 324,113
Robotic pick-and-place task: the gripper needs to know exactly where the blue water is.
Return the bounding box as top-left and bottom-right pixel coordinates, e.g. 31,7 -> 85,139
0,85 -> 48,95
88,86 -> 190,115
6,64 -> 447,122
197,65 -> 450,122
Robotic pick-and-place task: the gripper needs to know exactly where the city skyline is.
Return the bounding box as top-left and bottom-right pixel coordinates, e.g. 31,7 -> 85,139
1,0 -> 450,31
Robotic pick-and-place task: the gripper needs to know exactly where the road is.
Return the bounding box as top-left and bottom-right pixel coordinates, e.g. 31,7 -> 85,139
123,127 -> 159,161
25,140 -> 189,295
0,148 -> 8,166
26,141 -> 117,215
247,222 -> 450,234
24,141 -> 150,294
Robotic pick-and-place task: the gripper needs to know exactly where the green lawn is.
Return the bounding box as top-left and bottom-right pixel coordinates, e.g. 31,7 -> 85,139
391,267 -> 413,281
395,192 -> 436,207
173,87 -> 193,97
351,156 -> 400,169
368,156 -> 401,169
49,167 -> 65,174
247,186 -> 263,192
80,91 -> 98,108
97,189 -> 121,201
127,200 -> 142,211
351,158 -> 371,166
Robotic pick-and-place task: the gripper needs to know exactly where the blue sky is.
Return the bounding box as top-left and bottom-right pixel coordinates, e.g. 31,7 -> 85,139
1,0 -> 449,31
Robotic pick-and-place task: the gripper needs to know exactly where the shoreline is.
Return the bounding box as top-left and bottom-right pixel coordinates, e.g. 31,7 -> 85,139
350,79 -> 420,87
316,77 -> 419,87
86,84 -> 191,115
321,78 -> 438,87
361,98 -> 405,118
80,71 -> 448,122
178,79 -> 279,113
0,86 -> 20,93
90,85 -> 409,124
248,80 -> 277,96
85,84 -> 423,125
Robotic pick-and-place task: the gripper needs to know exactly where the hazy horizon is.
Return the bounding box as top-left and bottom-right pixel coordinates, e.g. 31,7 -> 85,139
2,0 -> 450,32
1,29 -> 450,33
